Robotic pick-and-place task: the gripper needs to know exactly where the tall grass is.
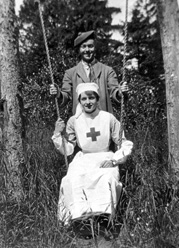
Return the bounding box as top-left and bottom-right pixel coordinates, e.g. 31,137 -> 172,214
0,125 -> 75,248
0,117 -> 179,247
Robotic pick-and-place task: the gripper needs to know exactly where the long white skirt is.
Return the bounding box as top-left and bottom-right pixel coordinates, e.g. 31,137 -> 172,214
57,151 -> 122,225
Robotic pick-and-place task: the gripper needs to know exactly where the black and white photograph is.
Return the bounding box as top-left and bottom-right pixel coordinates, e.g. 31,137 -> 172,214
0,0 -> 178,247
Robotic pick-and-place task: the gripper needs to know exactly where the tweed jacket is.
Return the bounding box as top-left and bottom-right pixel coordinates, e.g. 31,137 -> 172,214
60,60 -> 121,114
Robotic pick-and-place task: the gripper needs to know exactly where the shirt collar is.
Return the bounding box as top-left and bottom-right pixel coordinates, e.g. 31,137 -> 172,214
81,59 -> 96,69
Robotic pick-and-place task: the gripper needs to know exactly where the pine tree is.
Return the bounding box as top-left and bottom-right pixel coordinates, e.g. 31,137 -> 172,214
157,0 -> 179,170
0,0 -> 25,201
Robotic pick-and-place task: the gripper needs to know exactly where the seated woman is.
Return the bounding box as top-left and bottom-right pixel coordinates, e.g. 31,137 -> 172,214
52,83 -> 133,226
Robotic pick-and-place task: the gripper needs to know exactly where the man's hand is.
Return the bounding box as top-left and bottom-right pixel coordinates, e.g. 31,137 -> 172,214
54,118 -> 65,135
50,84 -> 60,97
120,82 -> 129,93
100,160 -> 114,168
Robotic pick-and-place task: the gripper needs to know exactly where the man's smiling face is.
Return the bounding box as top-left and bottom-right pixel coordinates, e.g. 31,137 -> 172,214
79,39 -> 95,63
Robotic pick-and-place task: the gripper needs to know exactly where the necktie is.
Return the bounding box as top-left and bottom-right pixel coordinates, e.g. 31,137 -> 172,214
89,65 -> 96,83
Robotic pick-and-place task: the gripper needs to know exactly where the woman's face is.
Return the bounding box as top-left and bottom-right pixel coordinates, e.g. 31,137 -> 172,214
80,91 -> 98,113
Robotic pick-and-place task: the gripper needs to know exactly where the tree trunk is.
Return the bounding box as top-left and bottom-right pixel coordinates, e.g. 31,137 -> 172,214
0,0 -> 25,201
157,0 -> 179,170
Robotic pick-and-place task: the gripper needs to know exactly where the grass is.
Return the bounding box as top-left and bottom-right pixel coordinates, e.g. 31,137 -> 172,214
0,118 -> 179,247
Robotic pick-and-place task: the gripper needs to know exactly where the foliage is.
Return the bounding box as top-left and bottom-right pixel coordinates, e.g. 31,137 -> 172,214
127,0 -> 164,78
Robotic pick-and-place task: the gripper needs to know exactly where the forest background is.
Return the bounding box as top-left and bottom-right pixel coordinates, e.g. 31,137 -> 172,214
1,0 -> 179,247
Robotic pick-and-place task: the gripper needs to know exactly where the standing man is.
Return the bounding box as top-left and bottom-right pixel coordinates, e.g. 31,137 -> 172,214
50,30 -> 128,114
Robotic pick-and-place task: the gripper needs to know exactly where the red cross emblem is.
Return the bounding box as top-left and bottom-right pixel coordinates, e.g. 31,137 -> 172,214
86,127 -> 100,142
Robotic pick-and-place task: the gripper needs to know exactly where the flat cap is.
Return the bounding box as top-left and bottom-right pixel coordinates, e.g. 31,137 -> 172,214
74,30 -> 95,47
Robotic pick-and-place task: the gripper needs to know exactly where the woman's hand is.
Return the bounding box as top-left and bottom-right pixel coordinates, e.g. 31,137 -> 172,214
100,160 -> 114,168
54,118 -> 65,135
115,156 -> 127,165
